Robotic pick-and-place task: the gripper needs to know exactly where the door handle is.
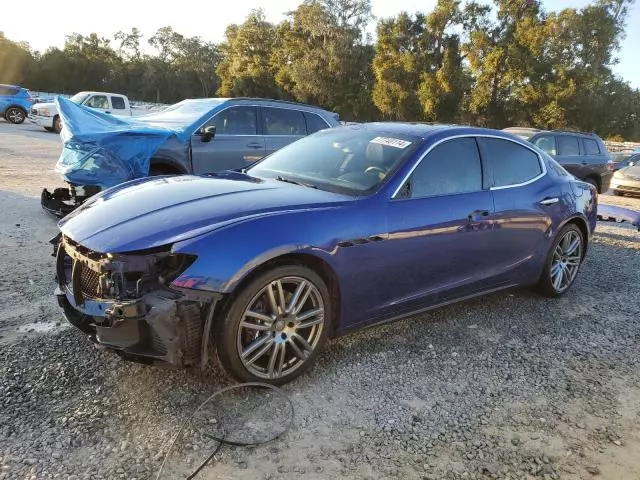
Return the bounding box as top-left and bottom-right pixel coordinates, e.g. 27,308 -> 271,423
468,210 -> 490,222
246,142 -> 263,149
581,161 -> 588,165
539,197 -> 559,206
105,111 -> 111,114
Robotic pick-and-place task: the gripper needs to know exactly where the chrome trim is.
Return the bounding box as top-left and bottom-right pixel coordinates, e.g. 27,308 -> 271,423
539,197 -> 560,205
391,133 -> 548,199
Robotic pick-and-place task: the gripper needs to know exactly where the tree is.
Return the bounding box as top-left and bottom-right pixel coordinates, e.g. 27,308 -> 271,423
216,9 -> 282,98
273,0 -> 375,120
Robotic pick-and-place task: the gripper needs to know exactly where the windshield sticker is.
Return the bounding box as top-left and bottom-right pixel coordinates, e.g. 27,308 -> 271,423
370,136 -> 412,149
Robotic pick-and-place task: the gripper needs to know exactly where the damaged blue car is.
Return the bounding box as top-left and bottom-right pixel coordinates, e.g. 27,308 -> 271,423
52,123 -> 597,384
41,96 -> 340,216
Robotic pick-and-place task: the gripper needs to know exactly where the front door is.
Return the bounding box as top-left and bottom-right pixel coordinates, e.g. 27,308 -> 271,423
191,106 -> 266,174
378,137 -> 498,318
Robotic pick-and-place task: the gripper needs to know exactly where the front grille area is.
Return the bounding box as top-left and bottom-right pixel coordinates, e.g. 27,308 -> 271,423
79,265 -> 101,298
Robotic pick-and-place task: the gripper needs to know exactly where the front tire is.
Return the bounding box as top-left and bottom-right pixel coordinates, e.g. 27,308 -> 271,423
537,224 -> 585,298
613,189 -> 623,196
5,107 -> 26,124
214,265 -> 332,385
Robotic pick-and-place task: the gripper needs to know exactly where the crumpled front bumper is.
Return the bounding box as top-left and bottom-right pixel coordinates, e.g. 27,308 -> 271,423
41,185 -> 101,218
53,234 -> 221,367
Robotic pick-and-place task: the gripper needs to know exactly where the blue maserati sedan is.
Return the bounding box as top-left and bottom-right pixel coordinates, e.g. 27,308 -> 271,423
52,123 -> 597,384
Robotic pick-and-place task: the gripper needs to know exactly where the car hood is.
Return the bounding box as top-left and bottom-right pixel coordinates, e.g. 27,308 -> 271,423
59,172 -> 354,253
620,164 -> 640,178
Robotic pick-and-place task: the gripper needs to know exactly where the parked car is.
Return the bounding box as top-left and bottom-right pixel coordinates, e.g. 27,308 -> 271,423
41,97 -> 341,217
611,157 -> 640,197
30,91 -> 141,133
0,84 -> 33,124
527,130 -> 613,193
52,123 -> 597,384
609,152 -> 639,171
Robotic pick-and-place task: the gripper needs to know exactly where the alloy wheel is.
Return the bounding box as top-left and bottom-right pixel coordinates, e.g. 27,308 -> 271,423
7,108 -> 25,124
236,276 -> 325,380
550,230 -> 583,293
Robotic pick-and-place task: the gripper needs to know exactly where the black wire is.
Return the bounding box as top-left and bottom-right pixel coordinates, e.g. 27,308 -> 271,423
155,382 -> 294,480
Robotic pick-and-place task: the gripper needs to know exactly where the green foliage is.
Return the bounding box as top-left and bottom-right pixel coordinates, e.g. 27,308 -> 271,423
0,0 -> 638,140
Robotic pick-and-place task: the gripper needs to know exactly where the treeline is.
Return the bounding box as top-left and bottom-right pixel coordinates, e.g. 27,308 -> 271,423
1,0 -> 639,140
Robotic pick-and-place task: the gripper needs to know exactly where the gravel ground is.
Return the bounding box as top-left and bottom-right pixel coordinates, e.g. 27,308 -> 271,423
1,121 -> 640,480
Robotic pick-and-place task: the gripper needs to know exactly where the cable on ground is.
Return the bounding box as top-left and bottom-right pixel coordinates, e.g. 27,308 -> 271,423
154,382 -> 294,480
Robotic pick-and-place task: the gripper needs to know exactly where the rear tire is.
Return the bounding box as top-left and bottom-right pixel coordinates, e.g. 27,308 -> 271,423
613,189 -> 624,196
537,224 -> 585,298
214,264 -> 332,385
53,115 -> 62,134
5,107 -> 26,124
584,177 -> 599,193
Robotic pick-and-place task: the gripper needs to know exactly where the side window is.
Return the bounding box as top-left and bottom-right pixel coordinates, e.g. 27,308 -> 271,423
478,137 -> 543,187
557,136 -> 580,156
206,106 -> 257,135
0,86 -> 19,96
304,112 -> 330,134
84,95 -> 109,109
111,96 -> 126,110
532,135 -> 557,156
582,138 -> 600,155
262,107 -> 306,135
410,138 -> 482,198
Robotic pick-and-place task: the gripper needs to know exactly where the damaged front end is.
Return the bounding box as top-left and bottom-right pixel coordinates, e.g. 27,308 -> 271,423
52,234 -> 221,368
42,185 -> 101,218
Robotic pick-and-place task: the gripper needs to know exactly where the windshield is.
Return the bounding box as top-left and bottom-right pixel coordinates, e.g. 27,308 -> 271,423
70,92 -> 90,104
141,98 -> 227,124
247,127 -> 421,196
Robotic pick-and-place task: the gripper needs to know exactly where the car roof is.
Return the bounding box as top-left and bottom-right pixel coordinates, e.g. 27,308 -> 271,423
332,122 -> 528,141
181,97 -> 337,115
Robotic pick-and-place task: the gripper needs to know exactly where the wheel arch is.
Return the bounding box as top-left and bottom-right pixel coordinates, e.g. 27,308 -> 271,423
557,214 -> 590,258
149,157 -> 187,175
221,251 -> 342,337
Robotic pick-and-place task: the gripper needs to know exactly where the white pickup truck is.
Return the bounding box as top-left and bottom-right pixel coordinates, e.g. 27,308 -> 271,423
29,91 -> 146,133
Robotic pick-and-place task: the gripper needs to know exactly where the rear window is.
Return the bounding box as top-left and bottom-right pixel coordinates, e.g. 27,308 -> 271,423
478,137 -> 543,187
262,107 -> 306,135
557,136 -> 580,156
582,138 -> 601,155
304,112 -> 330,134
111,96 -> 126,110
0,86 -> 19,96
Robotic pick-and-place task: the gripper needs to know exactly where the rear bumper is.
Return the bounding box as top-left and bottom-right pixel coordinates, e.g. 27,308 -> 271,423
600,172 -> 613,193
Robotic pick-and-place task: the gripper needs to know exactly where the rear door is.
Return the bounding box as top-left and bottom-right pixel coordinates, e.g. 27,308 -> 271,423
554,135 -> 584,179
191,105 -> 265,174
261,107 -> 307,156
478,136 -> 560,283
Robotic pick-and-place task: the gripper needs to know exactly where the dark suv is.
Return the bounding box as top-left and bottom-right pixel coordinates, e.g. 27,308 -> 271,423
527,130 -> 613,193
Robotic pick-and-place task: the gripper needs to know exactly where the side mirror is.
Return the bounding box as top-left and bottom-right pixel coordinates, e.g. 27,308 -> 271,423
201,126 -> 216,143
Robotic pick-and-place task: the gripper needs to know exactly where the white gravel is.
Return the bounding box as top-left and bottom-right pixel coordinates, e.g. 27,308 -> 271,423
1,120 -> 639,480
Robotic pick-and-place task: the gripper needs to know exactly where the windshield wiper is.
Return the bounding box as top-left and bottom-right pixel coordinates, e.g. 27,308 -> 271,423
275,176 -> 318,189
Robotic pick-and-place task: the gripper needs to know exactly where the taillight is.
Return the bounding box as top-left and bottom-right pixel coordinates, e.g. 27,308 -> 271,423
607,160 -> 615,172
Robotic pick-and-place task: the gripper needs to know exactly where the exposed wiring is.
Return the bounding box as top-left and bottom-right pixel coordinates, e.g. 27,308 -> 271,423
155,382 -> 294,480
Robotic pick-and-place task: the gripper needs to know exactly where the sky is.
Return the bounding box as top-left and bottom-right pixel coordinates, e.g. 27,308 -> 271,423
1,0 -> 638,88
